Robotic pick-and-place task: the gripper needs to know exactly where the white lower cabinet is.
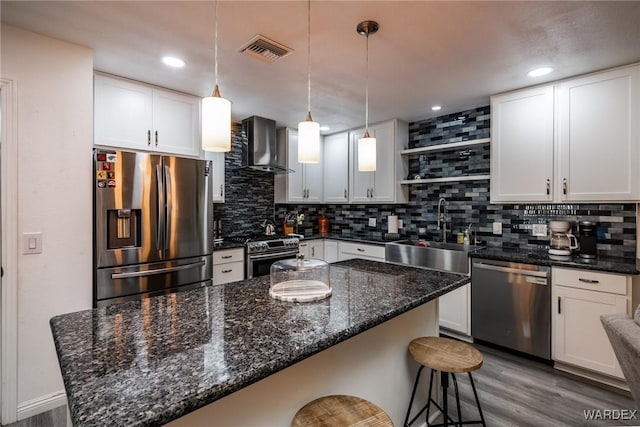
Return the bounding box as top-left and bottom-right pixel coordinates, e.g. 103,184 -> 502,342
299,239 -> 324,261
552,267 -> 631,380
323,240 -> 339,263
439,283 -> 471,336
338,242 -> 385,262
213,248 -> 245,285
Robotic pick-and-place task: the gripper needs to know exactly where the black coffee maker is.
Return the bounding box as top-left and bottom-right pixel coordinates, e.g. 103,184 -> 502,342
578,221 -> 598,259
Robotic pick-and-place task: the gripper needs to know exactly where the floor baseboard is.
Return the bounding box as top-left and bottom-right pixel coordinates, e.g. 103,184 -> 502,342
16,391 -> 67,422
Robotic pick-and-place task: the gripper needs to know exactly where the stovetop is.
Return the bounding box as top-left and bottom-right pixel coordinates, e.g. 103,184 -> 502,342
226,234 -> 300,254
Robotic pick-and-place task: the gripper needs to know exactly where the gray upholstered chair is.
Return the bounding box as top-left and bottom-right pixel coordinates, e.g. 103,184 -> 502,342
601,304 -> 640,407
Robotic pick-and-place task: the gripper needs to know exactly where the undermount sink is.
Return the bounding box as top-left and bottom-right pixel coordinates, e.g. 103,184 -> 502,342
385,239 -> 481,274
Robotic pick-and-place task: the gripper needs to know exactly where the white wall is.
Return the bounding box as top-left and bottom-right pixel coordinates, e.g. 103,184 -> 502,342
1,25 -> 93,416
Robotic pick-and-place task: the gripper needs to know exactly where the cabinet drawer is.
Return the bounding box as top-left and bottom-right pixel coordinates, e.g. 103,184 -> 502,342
552,267 -> 628,295
213,261 -> 244,285
338,242 -> 385,260
213,248 -> 244,265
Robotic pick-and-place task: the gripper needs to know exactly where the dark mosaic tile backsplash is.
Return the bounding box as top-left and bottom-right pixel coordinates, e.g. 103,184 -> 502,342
215,108 -> 636,259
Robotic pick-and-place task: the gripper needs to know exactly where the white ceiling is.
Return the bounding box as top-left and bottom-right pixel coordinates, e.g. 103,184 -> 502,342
2,1 -> 640,133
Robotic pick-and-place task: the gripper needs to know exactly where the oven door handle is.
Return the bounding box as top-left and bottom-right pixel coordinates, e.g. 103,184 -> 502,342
249,251 -> 299,260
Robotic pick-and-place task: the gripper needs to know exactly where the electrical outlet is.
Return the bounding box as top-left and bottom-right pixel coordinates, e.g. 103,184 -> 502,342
398,219 -> 403,229
368,218 -> 376,227
532,223 -> 548,237
492,222 -> 502,235
418,227 -> 426,234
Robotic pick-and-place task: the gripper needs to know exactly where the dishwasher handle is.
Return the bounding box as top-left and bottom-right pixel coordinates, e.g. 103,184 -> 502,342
473,262 -> 549,278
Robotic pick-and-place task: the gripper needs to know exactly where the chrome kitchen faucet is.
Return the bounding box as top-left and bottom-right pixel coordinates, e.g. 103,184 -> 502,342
437,197 -> 447,243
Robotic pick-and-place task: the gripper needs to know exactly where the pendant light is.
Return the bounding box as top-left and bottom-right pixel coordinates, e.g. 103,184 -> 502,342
297,0 -> 320,163
202,0 -> 231,152
356,20 -> 378,172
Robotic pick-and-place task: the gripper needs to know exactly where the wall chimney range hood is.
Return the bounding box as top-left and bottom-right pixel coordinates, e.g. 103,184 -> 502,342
243,116 -> 291,174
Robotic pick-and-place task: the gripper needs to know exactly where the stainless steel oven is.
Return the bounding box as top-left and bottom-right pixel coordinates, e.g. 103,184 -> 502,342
243,237 -> 300,279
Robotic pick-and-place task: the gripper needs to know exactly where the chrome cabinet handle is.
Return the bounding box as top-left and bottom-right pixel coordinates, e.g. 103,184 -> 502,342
221,255 -> 232,259
563,178 -> 567,195
155,130 -> 159,147
558,296 -> 561,314
221,269 -> 232,274
344,188 -> 347,199
220,184 -> 223,197
311,247 -> 315,257
578,278 -> 599,284
147,130 -> 151,146
546,179 -> 550,195
357,248 -> 365,252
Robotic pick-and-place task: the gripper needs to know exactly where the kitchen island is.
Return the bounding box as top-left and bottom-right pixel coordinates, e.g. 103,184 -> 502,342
51,259 -> 469,426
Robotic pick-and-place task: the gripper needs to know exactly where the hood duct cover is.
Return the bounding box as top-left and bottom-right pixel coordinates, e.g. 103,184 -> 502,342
243,116 -> 291,174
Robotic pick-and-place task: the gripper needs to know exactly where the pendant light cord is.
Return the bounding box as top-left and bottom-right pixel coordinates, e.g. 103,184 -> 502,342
306,0 -> 311,114
365,31 -> 369,131
214,0 -> 219,88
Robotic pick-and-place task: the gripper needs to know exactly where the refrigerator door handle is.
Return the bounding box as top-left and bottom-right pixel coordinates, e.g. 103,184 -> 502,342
164,164 -> 172,251
156,164 -> 165,251
110,260 -> 206,279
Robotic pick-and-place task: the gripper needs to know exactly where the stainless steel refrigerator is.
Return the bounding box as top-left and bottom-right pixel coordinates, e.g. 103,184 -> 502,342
94,149 -> 213,307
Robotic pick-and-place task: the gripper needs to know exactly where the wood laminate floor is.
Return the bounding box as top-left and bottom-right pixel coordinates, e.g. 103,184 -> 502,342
428,343 -> 638,427
3,345 -> 637,427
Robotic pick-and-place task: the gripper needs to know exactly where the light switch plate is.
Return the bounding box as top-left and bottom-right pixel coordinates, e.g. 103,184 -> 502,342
398,219 -> 404,229
492,222 -> 502,235
368,218 -> 376,227
23,232 -> 43,254
532,223 -> 548,237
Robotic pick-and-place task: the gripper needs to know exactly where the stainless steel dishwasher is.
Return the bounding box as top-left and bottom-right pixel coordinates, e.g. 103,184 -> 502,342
471,259 -> 551,359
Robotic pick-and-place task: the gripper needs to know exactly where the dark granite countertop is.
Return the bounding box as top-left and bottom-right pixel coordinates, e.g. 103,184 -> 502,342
212,241 -> 245,250
50,259 -> 469,427
297,233 -> 404,245
471,248 -> 639,275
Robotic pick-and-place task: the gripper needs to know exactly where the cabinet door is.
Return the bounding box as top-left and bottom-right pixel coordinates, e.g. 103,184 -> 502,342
94,74 -> 153,150
323,132 -> 350,203
370,121 -> 396,202
309,240 -> 324,260
552,285 -> 627,378
304,161 -> 323,202
205,151 -> 225,203
557,65 -> 640,201
349,128 -> 374,202
324,240 -> 339,263
285,129 -> 305,202
490,85 -> 554,202
152,89 -> 200,157
439,283 -> 470,335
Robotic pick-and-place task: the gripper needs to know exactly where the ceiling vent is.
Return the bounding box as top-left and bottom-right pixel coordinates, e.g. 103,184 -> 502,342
239,35 -> 293,63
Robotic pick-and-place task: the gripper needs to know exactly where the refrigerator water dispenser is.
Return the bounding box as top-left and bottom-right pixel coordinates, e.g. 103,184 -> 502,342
107,209 -> 141,249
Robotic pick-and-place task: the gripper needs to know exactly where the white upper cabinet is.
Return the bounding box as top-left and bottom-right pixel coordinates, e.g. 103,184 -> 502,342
94,73 -> 201,157
323,132 -> 350,203
557,65 -> 640,201
204,151 -> 226,203
349,119 -> 408,204
274,128 -> 323,203
490,85 -> 555,202
490,63 -> 640,203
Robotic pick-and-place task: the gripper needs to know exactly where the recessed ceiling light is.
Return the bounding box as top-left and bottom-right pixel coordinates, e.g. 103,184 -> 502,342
528,67 -> 553,77
431,105 -> 442,111
319,126 -> 331,132
162,56 -> 185,68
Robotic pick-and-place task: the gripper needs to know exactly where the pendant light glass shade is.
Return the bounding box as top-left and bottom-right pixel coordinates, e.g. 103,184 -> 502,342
357,20 -> 378,172
358,130 -> 377,171
297,0 -> 320,163
202,1 -> 231,153
202,85 -> 231,152
298,113 -> 320,163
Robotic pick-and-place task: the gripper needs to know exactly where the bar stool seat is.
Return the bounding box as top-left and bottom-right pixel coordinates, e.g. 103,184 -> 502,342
404,337 -> 486,427
292,394 -> 394,427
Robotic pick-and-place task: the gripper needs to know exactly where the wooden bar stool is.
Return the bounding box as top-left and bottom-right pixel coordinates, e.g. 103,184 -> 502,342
292,394 -> 394,427
404,337 -> 486,427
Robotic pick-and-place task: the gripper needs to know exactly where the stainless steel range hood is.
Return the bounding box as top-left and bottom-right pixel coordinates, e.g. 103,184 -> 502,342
243,116 -> 290,173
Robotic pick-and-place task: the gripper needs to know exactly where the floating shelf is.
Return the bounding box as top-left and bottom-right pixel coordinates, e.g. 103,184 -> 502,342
400,175 -> 491,185
401,138 -> 491,156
